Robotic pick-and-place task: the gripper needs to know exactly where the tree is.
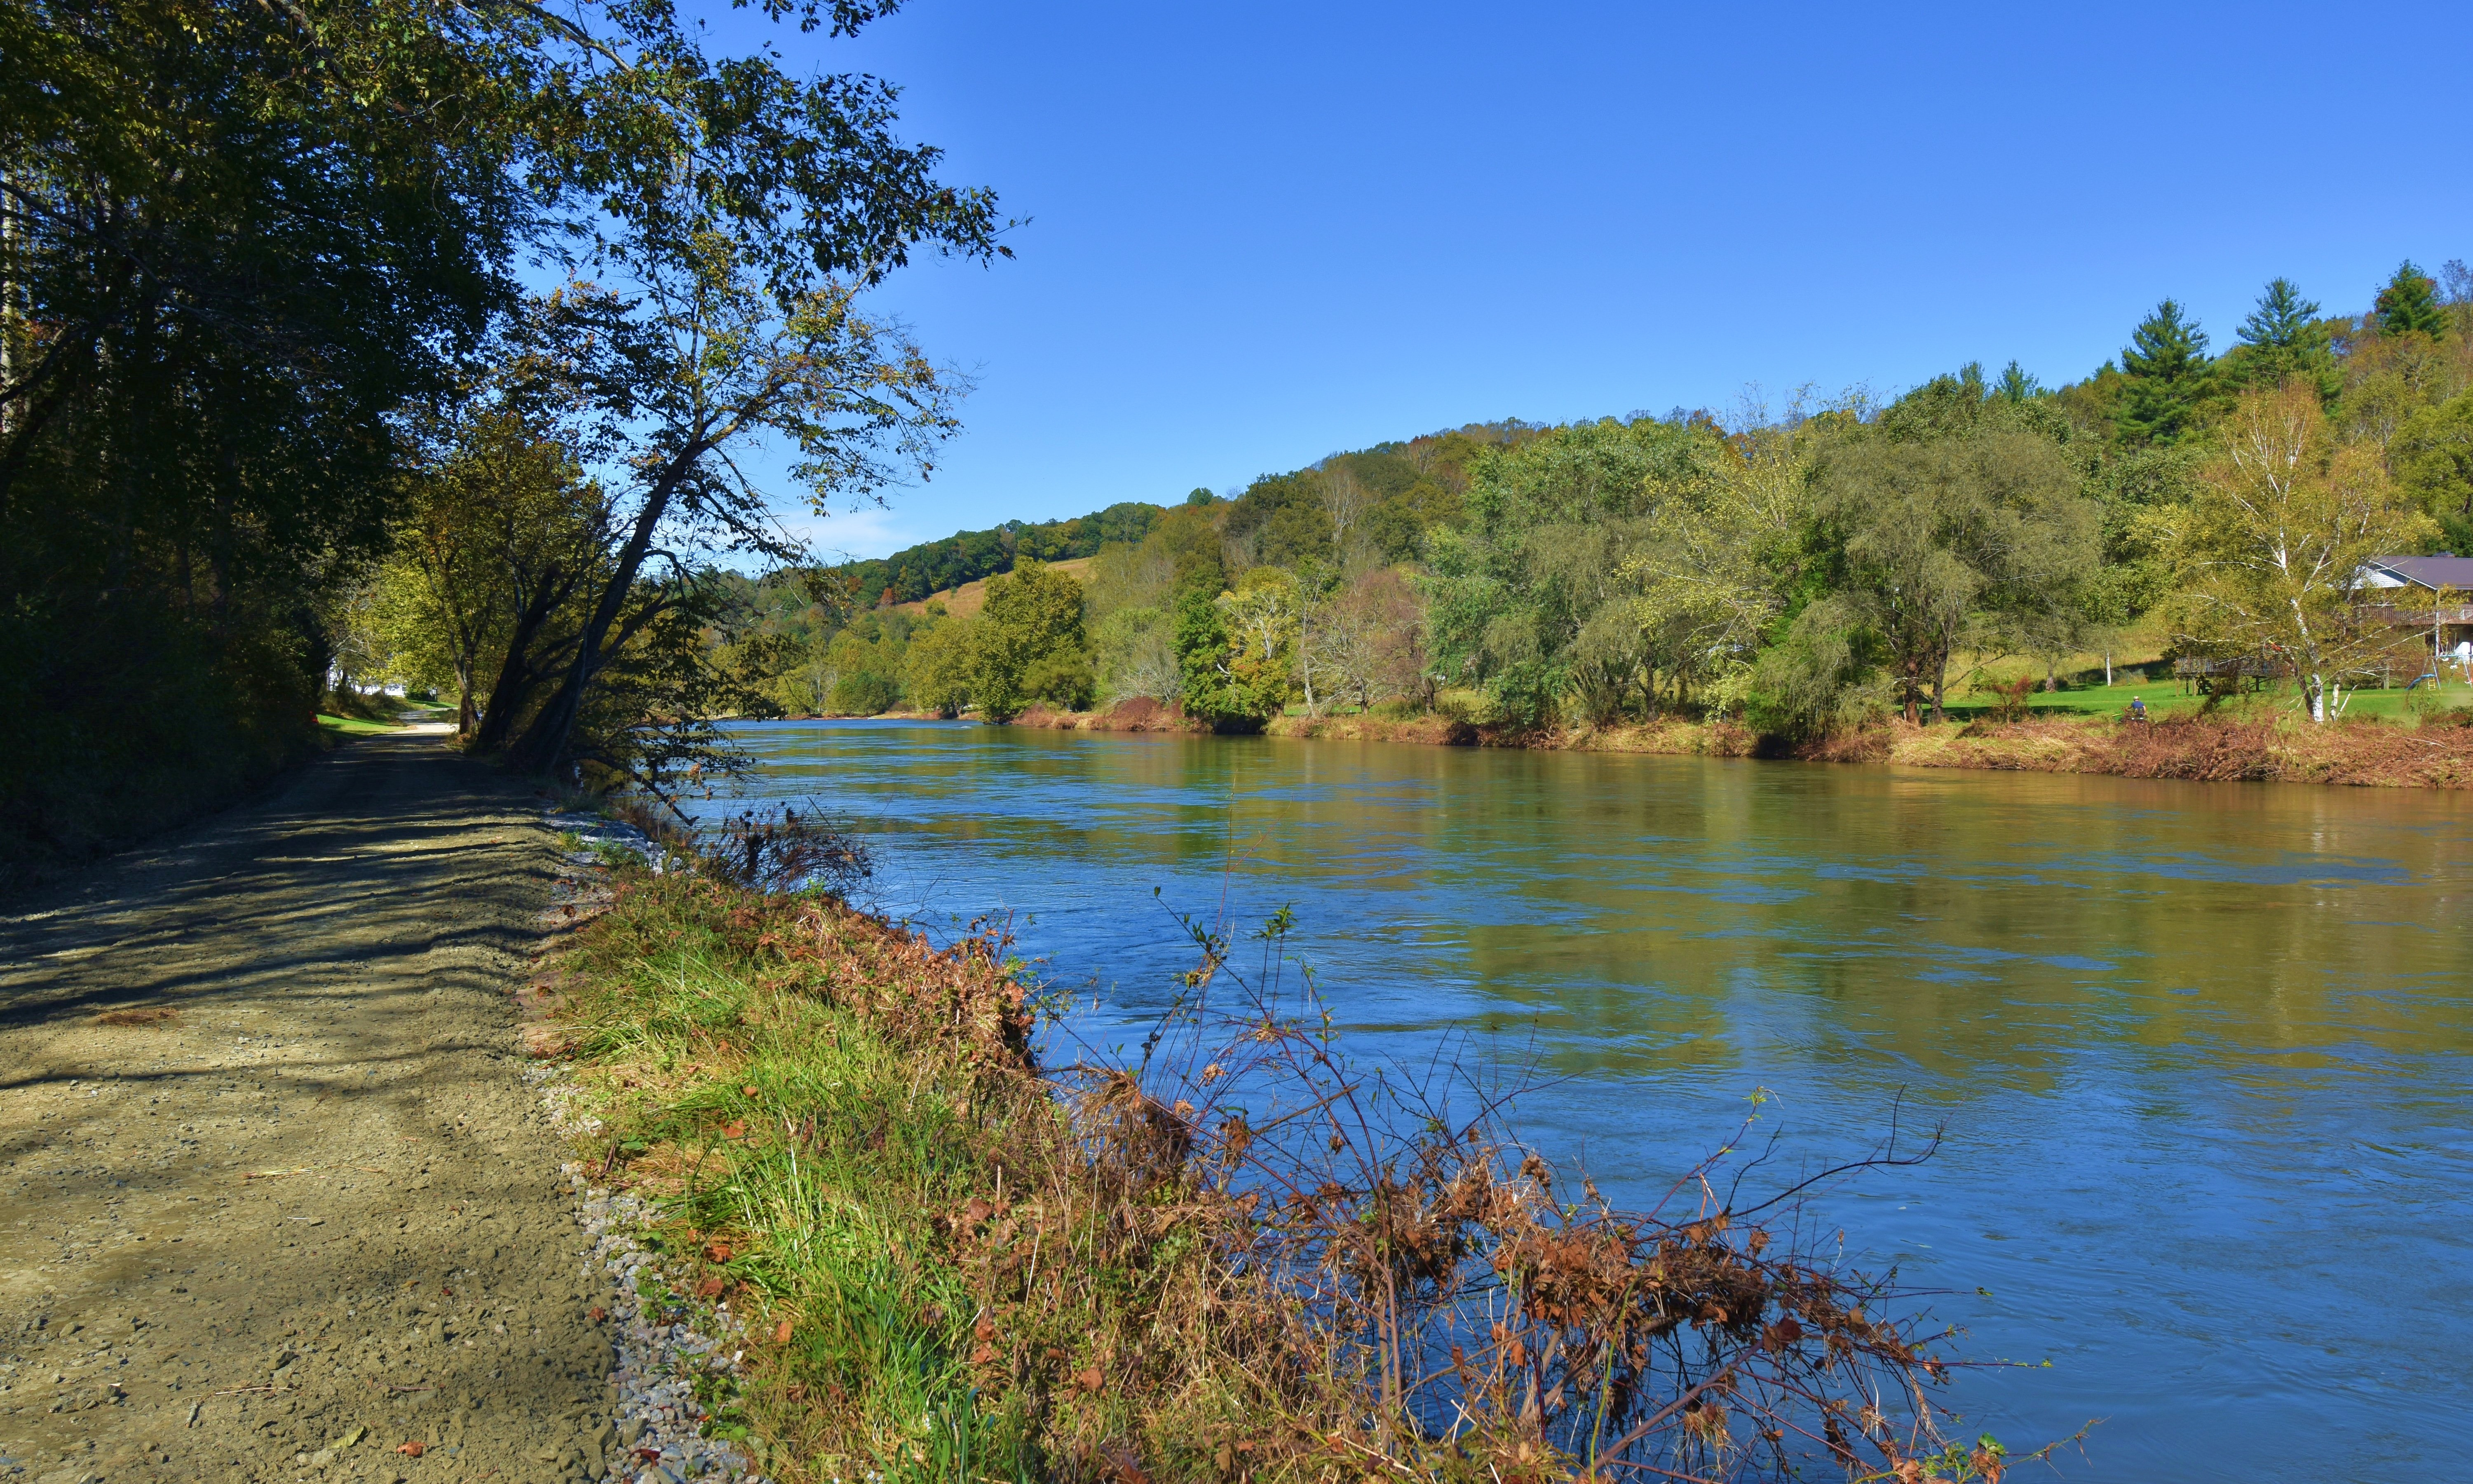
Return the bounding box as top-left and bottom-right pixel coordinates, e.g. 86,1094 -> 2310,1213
2226,278 -> 2338,398
2374,260 -> 2447,339
1151,504 -> 1229,598
1217,567 -> 1302,717
1423,417 -> 1720,723
1809,399 -> 2097,723
0,0 -> 539,862
820,626 -> 904,715
1225,471 -> 1333,569
2116,299 -> 2216,445
1173,585 -> 1272,730
1993,361 -> 2043,403
903,616 -> 977,719
1318,465 -> 1372,566
974,560 -> 1088,721
496,2 -> 1004,776
1091,606 -> 1180,704
2165,385 -> 2436,722
1319,567 -> 1429,711
2396,391 -> 2473,552
1627,421 -> 1823,716
382,406 -> 607,737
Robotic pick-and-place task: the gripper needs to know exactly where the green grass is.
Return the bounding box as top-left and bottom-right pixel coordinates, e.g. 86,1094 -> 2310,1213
1939,676 -> 2473,724
558,883 -> 1052,1482
315,713 -> 403,735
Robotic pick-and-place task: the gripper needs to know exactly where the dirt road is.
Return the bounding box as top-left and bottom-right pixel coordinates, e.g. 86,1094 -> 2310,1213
0,735 -> 612,1483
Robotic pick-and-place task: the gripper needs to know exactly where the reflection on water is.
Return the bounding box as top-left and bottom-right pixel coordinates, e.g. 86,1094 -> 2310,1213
708,720 -> 2473,1482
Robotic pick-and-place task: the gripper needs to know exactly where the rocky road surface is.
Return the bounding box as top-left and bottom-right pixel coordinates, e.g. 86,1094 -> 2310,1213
0,735 -> 615,1483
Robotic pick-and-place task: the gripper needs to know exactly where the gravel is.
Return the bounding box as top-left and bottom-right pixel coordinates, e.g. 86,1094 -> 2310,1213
0,739 -> 630,1481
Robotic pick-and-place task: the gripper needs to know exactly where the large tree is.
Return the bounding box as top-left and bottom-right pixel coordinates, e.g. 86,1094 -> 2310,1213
2226,278 -> 2339,399
2396,391 -> 2473,553
0,0 -> 537,866
974,559 -> 1090,720
495,5 -> 1006,775
2374,260 -> 2447,339
1423,417 -> 1723,724
2115,298 -> 2217,445
1793,381 -> 2098,724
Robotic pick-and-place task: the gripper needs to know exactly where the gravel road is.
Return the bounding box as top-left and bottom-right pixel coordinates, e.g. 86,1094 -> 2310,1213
0,735 -> 615,1483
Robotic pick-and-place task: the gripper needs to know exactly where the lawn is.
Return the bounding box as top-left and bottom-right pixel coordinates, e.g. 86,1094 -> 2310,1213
1940,675 -> 2473,723
316,713 -> 404,735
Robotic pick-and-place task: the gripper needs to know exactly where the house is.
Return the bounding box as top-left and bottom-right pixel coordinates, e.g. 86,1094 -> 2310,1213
2359,555 -> 2473,660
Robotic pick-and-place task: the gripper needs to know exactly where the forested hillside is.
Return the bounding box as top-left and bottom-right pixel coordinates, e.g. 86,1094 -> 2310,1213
681,265 -> 2473,735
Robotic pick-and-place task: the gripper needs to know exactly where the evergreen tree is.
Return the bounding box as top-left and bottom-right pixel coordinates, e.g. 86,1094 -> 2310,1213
2229,278 -> 2336,396
2240,278 -> 2317,347
1994,360 -> 2043,403
2374,260 -> 2447,338
2115,299 -> 2215,445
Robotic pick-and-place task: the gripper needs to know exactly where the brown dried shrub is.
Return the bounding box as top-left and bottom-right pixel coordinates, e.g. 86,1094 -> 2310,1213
562,874 -> 2057,1483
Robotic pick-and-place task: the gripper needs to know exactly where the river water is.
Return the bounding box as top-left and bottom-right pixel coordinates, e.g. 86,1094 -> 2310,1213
707,720 -> 2473,1482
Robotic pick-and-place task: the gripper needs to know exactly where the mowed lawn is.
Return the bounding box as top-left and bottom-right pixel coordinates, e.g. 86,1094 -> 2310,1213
1939,676 -> 2473,723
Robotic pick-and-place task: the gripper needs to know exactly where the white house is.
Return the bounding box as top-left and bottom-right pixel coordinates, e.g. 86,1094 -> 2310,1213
2360,555 -> 2473,663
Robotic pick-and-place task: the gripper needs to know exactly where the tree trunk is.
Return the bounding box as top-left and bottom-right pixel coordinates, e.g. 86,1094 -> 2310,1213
453,652 -> 476,736
470,563 -> 577,754
505,462 -> 687,774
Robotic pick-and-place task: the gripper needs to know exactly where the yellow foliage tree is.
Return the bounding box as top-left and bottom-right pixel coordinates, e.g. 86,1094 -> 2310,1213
2166,386 -> 2436,722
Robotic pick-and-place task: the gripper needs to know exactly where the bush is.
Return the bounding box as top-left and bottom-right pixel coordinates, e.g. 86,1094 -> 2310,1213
1022,649 -> 1095,711
1484,659 -> 1564,731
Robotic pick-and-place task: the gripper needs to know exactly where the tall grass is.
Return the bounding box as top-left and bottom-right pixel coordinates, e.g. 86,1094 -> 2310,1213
552,871 -> 2053,1483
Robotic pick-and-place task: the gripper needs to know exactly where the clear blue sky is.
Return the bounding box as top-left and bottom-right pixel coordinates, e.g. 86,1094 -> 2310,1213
718,0 -> 2473,563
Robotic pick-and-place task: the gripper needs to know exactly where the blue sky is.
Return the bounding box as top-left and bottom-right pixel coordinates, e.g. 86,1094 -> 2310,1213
713,0 -> 2473,563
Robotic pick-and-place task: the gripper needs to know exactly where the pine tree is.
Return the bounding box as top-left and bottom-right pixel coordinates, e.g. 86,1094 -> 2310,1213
1994,360 -> 2042,403
2115,299 -> 2215,445
2374,260 -> 2447,338
2239,278 -> 2320,349
2229,278 -> 2336,396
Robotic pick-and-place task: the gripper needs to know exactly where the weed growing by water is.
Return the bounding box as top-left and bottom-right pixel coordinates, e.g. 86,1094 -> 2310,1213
549,870 -> 2061,1483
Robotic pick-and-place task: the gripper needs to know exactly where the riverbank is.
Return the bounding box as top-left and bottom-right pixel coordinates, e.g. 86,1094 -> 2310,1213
532,852 -> 1997,1483
976,699 -> 2473,789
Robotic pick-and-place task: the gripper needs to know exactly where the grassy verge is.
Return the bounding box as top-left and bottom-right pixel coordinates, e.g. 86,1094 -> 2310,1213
542,861 -> 2044,1484
316,713 -> 406,736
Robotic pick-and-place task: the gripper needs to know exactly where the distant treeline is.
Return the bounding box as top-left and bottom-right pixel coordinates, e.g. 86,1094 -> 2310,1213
820,419 -> 1553,607
710,268 -> 2473,736
838,501 -> 1165,607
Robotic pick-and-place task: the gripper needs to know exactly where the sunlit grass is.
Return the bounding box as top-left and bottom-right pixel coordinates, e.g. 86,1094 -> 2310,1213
315,713 -> 402,735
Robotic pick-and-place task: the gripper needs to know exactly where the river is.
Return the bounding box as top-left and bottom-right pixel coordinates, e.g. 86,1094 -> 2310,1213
705,719 -> 2473,1482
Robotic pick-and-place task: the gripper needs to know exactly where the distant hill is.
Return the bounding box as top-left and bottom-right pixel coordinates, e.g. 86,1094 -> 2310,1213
831,501 -> 1166,606
892,555 -> 1097,621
